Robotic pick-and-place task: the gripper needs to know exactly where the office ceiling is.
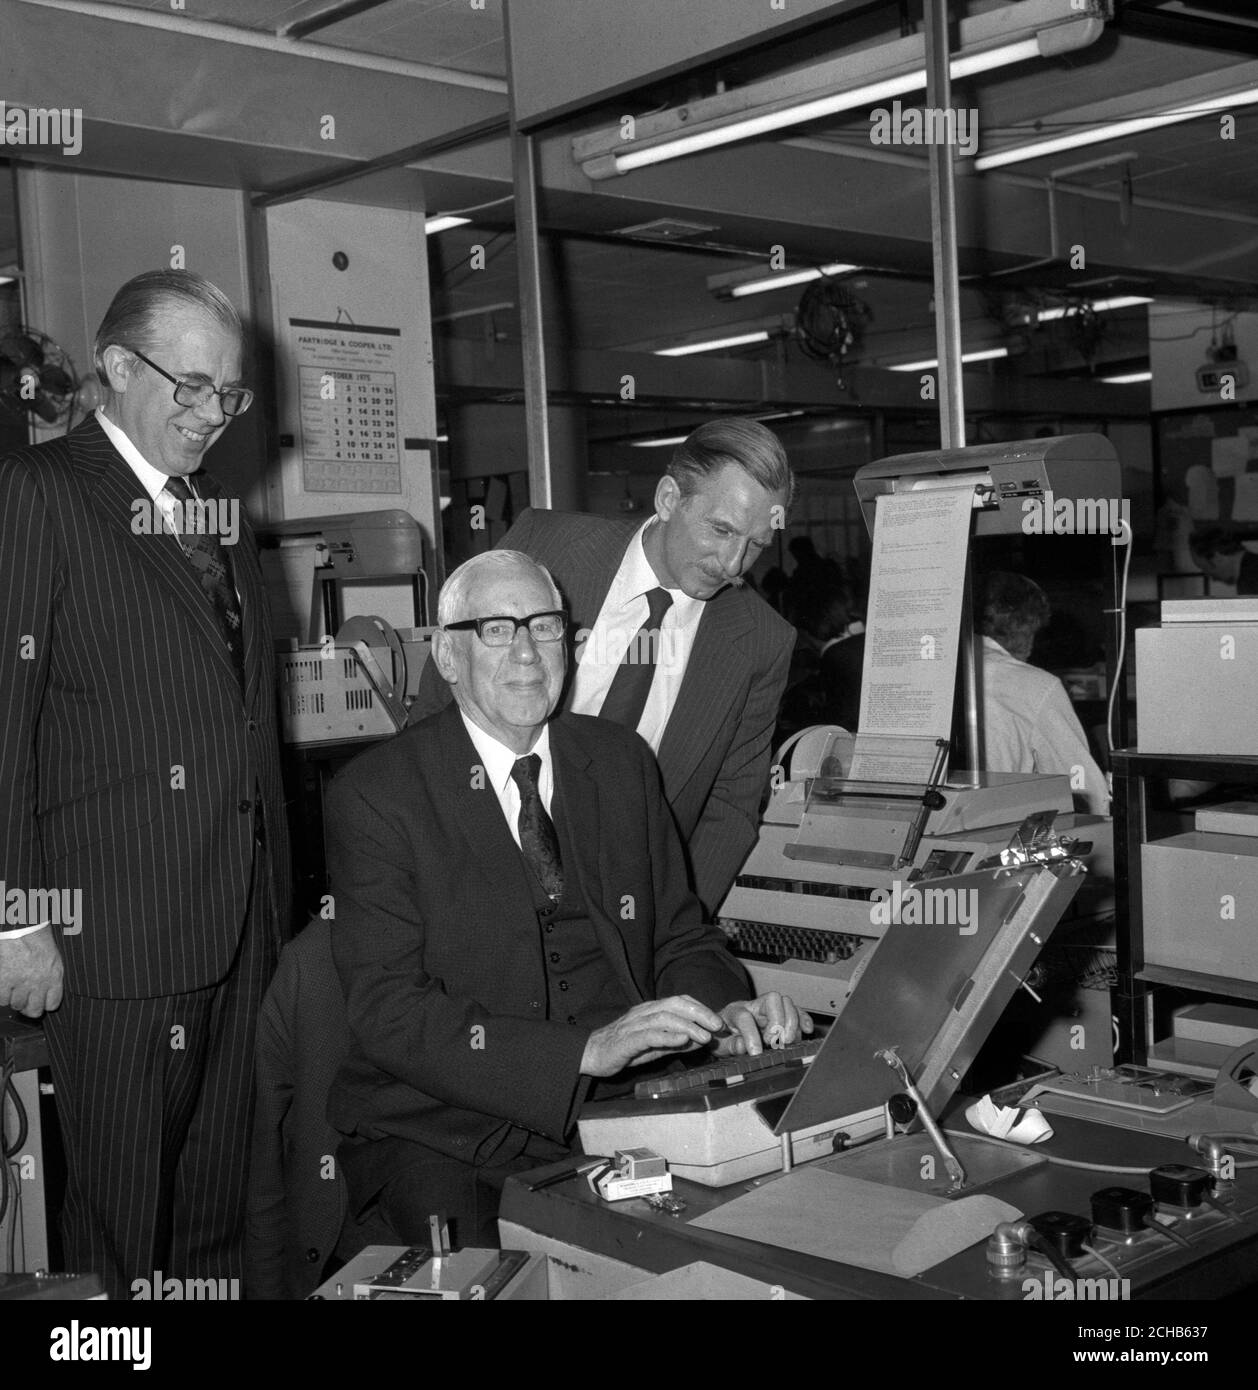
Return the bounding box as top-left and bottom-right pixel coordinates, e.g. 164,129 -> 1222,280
2,0 -> 1257,407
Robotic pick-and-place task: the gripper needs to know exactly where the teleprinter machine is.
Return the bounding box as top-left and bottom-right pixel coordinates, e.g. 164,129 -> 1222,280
579,730 -> 1089,1185
715,727 -> 1083,1016
853,433 -> 1122,536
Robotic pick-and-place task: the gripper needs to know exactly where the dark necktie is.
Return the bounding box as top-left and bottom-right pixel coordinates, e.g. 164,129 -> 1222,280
511,754 -> 564,901
163,474 -> 245,685
597,586 -> 674,731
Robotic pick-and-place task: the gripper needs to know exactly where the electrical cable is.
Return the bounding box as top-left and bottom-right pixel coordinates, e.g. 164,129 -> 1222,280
1080,1242 -> 1123,1281
434,194 -> 514,220
1105,515 -> 1134,767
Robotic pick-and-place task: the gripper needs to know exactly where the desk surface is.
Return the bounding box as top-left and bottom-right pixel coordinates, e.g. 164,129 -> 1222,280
500,1110 -> 1258,1301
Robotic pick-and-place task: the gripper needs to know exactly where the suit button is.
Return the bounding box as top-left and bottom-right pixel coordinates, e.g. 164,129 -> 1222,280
567,1016 -> 577,1026
238,799 -> 252,813
549,952 -> 560,963
247,718 -> 258,734
530,1001 -> 541,1011
558,980 -> 569,992
305,1248 -> 320,1263
544,924 -> 554,935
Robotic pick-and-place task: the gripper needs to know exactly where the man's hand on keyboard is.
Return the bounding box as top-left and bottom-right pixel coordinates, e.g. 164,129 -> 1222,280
580,995 -> 727,1078
715,992 -> 813,1059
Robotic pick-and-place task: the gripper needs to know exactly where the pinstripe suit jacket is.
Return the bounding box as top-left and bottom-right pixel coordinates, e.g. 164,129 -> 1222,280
0,414 -> 291,998
415,509 -> 794,914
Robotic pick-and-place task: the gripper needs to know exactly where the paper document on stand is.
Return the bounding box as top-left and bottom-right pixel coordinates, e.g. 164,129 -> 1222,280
850,488 -> 974,783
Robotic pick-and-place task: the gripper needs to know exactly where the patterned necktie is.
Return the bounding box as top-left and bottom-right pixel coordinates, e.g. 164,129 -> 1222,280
510,754 -> 564,902
598,586 -> 674,731
162,474 -> 245,685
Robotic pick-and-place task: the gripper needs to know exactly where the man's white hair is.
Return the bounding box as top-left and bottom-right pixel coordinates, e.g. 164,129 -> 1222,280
437,550 -> 563,626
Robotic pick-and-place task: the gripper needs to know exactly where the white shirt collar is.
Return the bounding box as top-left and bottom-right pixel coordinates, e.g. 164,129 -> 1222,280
617,519 -> 703,625
95,408 -> 174,503
459,710 -> 552,797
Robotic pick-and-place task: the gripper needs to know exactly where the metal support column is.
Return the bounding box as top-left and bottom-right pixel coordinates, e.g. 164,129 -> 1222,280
511,128 -> 553,510
925,0 -> 979,772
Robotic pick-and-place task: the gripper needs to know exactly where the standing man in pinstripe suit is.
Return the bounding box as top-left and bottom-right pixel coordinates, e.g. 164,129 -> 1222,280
415,419 -> 796,916
0,270 -> 290,1299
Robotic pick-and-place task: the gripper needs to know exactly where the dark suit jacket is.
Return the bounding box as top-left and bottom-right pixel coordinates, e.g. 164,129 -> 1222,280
0,415 -> 290,997
414,509 -> 794,913
246,918 -> 349,1300
326,703 -> 749,1169
819,632 -> 866,733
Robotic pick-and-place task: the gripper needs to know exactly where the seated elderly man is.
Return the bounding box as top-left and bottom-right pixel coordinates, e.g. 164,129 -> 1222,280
976,571 -> 1109,817
326,550 -> 809,1247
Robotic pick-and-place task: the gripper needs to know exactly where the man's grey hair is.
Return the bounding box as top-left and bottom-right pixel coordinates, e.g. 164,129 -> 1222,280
668,417 -> 796,509
437,550 -> 563,627
93,269 -> 244,387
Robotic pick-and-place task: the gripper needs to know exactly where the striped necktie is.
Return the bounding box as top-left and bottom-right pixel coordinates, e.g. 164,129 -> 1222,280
162,474 -> 244,686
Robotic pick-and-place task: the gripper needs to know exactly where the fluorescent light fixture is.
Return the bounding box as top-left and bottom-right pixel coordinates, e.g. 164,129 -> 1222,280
724,262 -> 860,299
1100,370 -> 1152,384
0,275 -> 14,286
889,346 -> 1010,372
425,215 -> 471,234
612,42 -> 1040,175
975,87 -> 1258,170
629,435 -> 690,448
655,331 -> 771,357
574,2 -> 1104,179
1037,295 -> 1153,322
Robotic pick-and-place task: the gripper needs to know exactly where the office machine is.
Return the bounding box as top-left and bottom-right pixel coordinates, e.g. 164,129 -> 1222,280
853,433 -> 1122,537
510,1009 -> 1258,1301
579,727 -> 1088,1185
278,616 -> 434,746
257,508 -> 429,642
716,726 -> 1077,1016
312,1216 -> 534,1301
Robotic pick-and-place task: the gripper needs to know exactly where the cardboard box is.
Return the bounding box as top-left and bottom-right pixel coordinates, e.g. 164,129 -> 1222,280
1196,802 -> 1258,838
1172,1001 -> 1258,1048
1136,626 -> 1258,755
1141,832 -> 1258,983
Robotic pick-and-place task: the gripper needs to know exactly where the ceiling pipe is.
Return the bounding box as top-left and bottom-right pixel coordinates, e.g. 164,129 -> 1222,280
15,0 -> 509,90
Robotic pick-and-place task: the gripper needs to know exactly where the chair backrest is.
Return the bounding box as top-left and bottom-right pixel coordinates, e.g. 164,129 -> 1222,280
247,917 -> 352,1299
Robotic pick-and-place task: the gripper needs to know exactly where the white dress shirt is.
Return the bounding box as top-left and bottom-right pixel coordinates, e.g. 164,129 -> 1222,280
97,408 -> 180,521
96,408 -> 241,600
460,712 -> 554,849
978,636 -> 1110,816
569,518 -> 704,752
